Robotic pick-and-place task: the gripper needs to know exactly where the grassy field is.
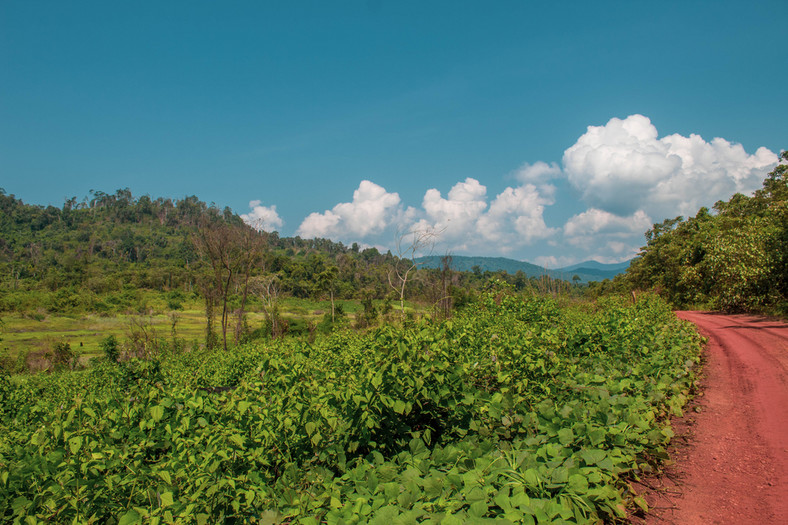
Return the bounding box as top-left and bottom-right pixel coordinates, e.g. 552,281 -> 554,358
0,297 -> 419,362
1,306 -> 213,359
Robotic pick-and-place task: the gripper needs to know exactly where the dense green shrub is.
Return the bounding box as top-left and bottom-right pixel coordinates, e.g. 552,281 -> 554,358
0,292 -> 701,523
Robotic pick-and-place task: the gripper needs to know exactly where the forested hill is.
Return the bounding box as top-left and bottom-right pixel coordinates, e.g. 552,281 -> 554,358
623,150 -> 788,314
0,188 -> 588,317
0,189 -> 224,294
416,255 -> 629,283
0,188 -> 402,312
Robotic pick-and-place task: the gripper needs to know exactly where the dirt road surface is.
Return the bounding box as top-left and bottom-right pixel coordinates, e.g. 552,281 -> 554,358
637,312 -> 788,524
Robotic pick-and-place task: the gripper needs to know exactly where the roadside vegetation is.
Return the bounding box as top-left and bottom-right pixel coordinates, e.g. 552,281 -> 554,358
619,151 -> 788,315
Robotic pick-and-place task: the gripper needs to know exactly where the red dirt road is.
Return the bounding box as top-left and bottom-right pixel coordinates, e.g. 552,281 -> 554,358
640,312 -> 788,524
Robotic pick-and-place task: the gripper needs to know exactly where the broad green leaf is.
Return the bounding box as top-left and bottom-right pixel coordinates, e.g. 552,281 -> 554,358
11,496 -> 31,513
118,509 -> 142,525
150,405 -> 164,422
160,491 -> 174,507
567,473 -> 589,493
68,436 -> 82,454
468,501 -> 488,518
580,448 -> 607,466
558,428 -> 574,445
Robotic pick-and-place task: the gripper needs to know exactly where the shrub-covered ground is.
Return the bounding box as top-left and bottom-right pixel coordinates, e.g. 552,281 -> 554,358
0,290 -> 702,524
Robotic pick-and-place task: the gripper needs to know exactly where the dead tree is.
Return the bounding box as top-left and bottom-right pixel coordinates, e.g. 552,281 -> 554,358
251,274 -> 283,338
233,228 -> 266,344
388,227 -> 439,319
433,254 -> 454,320
192,220 -> 250,351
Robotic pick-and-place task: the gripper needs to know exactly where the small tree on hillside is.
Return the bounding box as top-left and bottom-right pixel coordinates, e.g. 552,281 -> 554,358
251,274 -> 283,338
233,228 -> 266,344
317,265 -> 339,323
193,218 -> 263,350
388,227 -> 439,319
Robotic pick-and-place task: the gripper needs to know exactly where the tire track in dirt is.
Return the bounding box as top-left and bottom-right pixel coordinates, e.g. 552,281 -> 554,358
636,312 -> 788,525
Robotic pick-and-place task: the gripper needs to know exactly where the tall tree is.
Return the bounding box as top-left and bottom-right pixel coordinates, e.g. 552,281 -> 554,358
192,218 -> 250,350
233,228 -> 266,344
317,265 -> 339,323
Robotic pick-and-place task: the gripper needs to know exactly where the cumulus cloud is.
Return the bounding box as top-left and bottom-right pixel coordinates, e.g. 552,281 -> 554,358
564,208 -> 652,240
297,180 -> 407,239
287,114 -> 777,263
563,114 -> 779,218
532,255 -> 581,269
421,178 -> 488,238
414,178 -> 557,254
295,177 -> 558,256
241,200 -> 284,232
515,161 -> 562,184
562,208 -> 652,258
476,184 -> 557,248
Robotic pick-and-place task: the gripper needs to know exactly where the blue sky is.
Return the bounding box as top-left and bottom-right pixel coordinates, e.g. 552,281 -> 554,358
2,1 -> 786,266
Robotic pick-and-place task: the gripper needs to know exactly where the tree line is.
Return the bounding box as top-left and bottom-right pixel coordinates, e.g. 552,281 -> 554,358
0,187 -> 586,347
622,150 -> 787,313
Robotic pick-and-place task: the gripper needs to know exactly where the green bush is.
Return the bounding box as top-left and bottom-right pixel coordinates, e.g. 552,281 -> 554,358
100,335 -> 120,362
166,298 -> 183,310
51,341 -> 75,371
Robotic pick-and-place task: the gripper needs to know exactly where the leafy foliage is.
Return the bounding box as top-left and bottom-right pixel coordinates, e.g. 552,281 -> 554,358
624,151 -> 788,313
0,290 -> 701,523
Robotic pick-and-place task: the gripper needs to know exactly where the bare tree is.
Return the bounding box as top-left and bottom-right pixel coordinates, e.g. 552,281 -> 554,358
251,274 -> 283,338
388,227 -> 439,318
432,254 -> 454,320
200,278 -> 220,349
233,228 -> 266,344
192,219 -> 257,351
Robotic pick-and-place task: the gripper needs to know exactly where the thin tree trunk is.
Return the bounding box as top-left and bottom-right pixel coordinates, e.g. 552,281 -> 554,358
235,271 -> 250,343
221,270 -> 233,351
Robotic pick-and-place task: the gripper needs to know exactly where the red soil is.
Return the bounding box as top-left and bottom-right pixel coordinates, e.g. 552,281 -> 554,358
635,312 -> 788,524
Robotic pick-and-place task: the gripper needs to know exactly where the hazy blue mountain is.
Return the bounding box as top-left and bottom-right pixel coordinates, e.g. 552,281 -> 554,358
416,256 -> 544,275
559,260 -> 631,272
416,255 -> 630,283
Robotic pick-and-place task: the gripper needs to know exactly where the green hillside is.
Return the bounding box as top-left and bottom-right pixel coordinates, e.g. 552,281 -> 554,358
0,188 -> 594,360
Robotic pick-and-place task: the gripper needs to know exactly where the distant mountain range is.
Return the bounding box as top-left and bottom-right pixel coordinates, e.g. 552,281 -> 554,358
415,255 -> 631,283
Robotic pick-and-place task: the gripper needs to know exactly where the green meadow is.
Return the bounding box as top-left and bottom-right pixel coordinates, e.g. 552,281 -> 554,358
0,297 -> 420,363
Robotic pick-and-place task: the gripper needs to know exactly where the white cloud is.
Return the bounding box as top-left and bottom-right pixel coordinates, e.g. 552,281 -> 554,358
241,201 -> 284,232
515,161 -> 562,184
561,208 -> 652,259
563,208 -> 652,239
297,180 -> 405,239
421,178 -> 488,239
532,255 -> 579,269
563,114 -> 779,218
476,184 -> 557,248
296,177 -> 559,256
415,178 -> 557,254
286,114 -> 778,264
